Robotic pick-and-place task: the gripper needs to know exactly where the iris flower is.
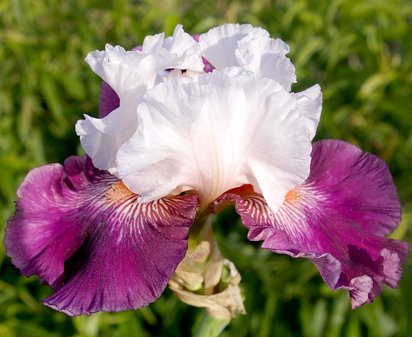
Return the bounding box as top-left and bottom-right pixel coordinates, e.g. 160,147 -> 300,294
5,24 -> 408,316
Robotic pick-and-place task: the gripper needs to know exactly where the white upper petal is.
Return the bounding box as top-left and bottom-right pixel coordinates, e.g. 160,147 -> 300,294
78,25 -> 203,173
235,34 -> 296,91
85,45 -> 158,96
117,68 -> 321,213
292,84 -> 322,140
75,104 -> 138,174
163,24 -> 204,71
199,23 -> 296,90
199,24 -> 269,69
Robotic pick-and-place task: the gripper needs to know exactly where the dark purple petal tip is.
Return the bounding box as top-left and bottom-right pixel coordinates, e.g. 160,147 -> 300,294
214,140 -> 409,309
5,156 -> 198,315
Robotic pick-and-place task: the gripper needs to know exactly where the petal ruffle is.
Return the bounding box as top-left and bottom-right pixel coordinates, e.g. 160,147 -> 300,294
235,33 -> 296,91
85,44 -> 155,97
213,140 -> 409,308
5,156 -> 198,315
163,24 -> 204,71
199,23 -> 296,90
199,24 -> 269,69
293,84 -> 322,140
76,107 -> 138,174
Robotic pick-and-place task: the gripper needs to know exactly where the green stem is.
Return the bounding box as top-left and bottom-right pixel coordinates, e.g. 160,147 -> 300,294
188,214 -> 214,250
194,312 -> 230,337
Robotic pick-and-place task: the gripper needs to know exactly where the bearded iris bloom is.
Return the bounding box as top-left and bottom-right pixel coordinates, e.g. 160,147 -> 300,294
5,24 -> 408,316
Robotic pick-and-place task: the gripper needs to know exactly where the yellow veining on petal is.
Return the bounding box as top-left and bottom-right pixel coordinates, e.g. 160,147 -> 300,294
106,181 -> 136,202
284,188 -> 300,204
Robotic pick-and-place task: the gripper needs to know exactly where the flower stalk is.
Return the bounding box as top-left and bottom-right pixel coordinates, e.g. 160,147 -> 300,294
194,312 -> 230,337
169,215 -> 245,330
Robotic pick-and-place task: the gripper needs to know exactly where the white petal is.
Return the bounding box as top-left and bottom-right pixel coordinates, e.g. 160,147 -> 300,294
235,35 -> 296,91
141,32 -> 166,53
292,84 -> 322,140
86,27 -> 203,97
85,44 -> 158,96
80,25 -> 204,173
118,68 -> 315,213
199,24 -> 269,69
76,105 -> 138,174
163,24 -> 204,72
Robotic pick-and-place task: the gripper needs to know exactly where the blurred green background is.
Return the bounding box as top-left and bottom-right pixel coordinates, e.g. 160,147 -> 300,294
1,0 -> 411,336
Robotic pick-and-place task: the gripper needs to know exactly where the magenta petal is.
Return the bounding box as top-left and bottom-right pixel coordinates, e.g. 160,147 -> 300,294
5,162 -> 88,288
214,140 -> 409,309
99,82 -> 120,118
5,156 -> 198,315
307,139 -> 402,236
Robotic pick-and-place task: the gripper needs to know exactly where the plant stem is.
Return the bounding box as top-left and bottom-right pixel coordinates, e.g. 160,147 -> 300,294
194,312 -> 230,337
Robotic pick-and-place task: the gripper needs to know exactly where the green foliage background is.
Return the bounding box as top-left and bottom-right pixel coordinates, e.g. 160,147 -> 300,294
1,0 -> 411,336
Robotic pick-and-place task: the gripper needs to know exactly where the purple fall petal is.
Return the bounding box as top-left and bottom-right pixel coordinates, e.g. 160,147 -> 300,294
5,162 -> 88,288
214,140 -> 409,309
5,156 -> 198,315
